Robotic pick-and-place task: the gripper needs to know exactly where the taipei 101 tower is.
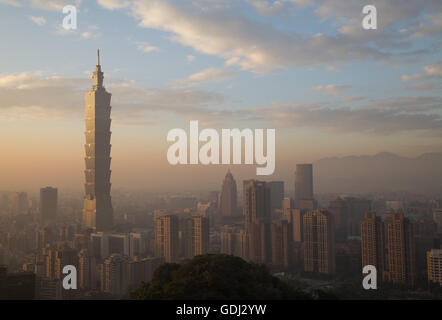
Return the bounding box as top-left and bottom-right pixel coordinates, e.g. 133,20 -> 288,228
82,50 -> 114,231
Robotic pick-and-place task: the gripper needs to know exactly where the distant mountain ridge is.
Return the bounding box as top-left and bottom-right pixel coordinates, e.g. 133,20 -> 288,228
313,152 -> 442,194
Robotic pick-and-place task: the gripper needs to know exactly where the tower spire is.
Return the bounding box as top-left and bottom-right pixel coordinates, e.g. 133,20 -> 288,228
93,49 -> 104,89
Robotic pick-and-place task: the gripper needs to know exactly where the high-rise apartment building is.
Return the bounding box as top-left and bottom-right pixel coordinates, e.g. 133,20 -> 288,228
271,220 -> 293,268
427,249 -> 442,286
386,212 -> 416,286
78,249 -> 97,291
155,215 -> 179,263
184,214 -> 209,258
361,212 -> 385,280
219,170 -> 237,216
40,187 -> 57,224
283,208 -> 303,243
303,209 -> 335,275
82,50 -> 114,231
243,180 -> 272,264
220,229 -> 248,260
100,254 -> 129,297
54,244 -> 78,280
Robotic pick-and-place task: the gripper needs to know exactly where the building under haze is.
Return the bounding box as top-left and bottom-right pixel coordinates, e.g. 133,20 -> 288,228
294,164 -> 313,208
361,212 -> 385,280
219,170 -> 237,217
267,181 -> 284,211
154,215 -> 179,263
386,212 -> 416,286
82,50 -> 114,232
328,198 -> 348,242
303,209 -> 335,275
243,180 -> 272,264
10,192 -> 28,215
184,214 -> 209,258
40,187 -> 57,224
271,220 -> 293,268
427,249 -> 442,286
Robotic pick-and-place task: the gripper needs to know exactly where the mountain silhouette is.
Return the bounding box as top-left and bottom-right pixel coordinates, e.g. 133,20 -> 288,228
313,152 -> 442,194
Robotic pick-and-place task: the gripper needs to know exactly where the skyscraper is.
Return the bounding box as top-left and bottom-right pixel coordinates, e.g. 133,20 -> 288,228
303,209 -> 335,275
271,220 -> 293,268
283,208 -> 303,243
243,180 -> 272,264
11,192 -> 28,215
361,212 -> 385,280
154,215 -> 179,263
346,197 -> 371,237
328,198 -> 348,242
82,50 -> 114,231
386,212 -> 416,286
40,187 -> 57,224
267,181 -> 284,210
219,170 -> 237,216
294,164 -> 313,208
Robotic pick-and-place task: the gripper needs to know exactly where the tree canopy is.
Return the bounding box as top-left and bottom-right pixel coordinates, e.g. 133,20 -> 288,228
130,254 -> 312,300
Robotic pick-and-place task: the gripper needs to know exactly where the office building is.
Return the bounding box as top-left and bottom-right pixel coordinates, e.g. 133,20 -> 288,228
219,170 -> 237,216
294,164 -> 313,207
40,187 -> 57,224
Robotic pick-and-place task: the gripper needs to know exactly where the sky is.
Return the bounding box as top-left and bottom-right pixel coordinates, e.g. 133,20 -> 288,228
0,0 -> 441,193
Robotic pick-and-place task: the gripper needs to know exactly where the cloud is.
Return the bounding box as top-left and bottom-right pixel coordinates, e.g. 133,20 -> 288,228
0,0 -> 20,7
1,71 -> 440,137
180,68 -> 236,84
325,65 -> 340,72
401,60 -> 442,89
81,32 -> 92,39
93,0 -> 442,73
309,84 -> 350,96
0,72 -> 224,125
97,0 -> 130,10
251,97 -> 442,136
29,16 -> 46,25
137,42 -> 160,54
30,0 -> 82,11
405,82 -> 439,91
187,55 -> 196,62
124,1 -> 392,73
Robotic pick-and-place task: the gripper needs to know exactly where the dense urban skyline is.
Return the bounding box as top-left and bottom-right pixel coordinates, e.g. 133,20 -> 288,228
0,0 -> 442,303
